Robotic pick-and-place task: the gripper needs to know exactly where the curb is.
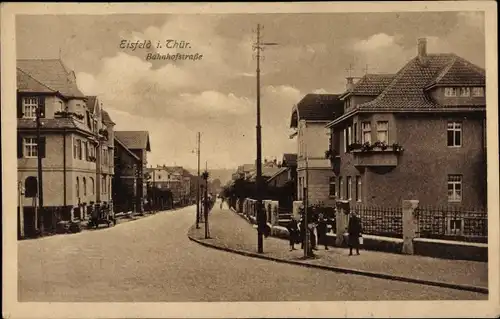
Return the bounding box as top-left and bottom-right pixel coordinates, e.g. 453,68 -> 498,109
187,232 -> 488,295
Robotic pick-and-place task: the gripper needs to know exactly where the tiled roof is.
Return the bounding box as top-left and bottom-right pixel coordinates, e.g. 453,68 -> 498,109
86,96 -> 97,113
344,74 -> 395,96
115,130 -> 151,151
266,167 -> 289,183
291,94 -> 343,127
17,69 -> 56,93
282,153 -> 297,167
101,110 -> 115,125
429,55 -> 486,87
17,59 -> 85,98
114,137 -> 141,161
357,54 -> 486,111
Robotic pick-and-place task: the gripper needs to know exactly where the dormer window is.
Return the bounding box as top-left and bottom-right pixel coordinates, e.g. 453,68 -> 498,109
57,101 -> 64,112
472,87 -> 485,97
444,87 -> 458,97
459,87 -> 470,97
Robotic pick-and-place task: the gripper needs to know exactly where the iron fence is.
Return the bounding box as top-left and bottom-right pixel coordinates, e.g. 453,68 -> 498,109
415,206 -> 487,243
353,205 -> 403,238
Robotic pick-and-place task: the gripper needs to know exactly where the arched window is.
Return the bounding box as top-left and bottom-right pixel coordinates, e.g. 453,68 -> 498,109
83,177 -> 87,196
89,177 -> 95,195
76,177 -> 80,198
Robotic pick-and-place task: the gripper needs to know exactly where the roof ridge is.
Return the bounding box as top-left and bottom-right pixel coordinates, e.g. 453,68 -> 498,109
17,67 -> 58,93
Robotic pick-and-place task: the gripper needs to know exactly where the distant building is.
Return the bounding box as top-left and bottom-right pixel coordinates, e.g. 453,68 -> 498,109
326,38 -> 486,208
147,166 -> 191,206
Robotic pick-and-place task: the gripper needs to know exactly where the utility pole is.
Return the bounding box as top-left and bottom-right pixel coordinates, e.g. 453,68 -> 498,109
152,167 -> 155,212
253,23 -> 278,254
196,132 -> 201,229
303,146 -> 313,258
36,105 -> 44,236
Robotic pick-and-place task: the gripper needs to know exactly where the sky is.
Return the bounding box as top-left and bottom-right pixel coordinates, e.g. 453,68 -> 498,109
16,11 -> 485,170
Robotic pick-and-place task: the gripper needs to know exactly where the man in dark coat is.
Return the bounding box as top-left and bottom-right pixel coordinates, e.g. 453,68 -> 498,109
316,212 -> 329,250
286,219 -> 299,251
347,211 -> 363,255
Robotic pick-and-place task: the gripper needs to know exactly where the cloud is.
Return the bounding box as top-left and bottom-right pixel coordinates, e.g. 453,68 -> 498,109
352,33 -> 396,52
457,11 -> 484,29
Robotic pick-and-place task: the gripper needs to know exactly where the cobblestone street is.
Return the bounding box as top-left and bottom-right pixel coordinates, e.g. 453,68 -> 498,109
19,205 -> 486,302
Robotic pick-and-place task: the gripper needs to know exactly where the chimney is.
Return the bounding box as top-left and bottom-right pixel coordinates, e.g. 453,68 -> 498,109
417,38 -> 427,64
346,77 -> 355,91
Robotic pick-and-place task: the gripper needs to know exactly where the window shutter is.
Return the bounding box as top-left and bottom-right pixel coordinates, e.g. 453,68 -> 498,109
17,95 -> 23,118
17,134 -> 23,158
39,137 -> 46,158
38,96 -> 46,118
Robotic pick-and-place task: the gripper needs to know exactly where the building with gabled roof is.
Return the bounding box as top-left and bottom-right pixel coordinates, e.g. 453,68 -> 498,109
114,130 -> 152,212
17,59 -> 115,236
326,38 -> 486,209
290,93 -> 344,206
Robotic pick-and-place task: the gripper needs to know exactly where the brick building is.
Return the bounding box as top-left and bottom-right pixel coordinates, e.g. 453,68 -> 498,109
16,59 -> 114,235
325,38 -> 486,208
289,93 -> 344,206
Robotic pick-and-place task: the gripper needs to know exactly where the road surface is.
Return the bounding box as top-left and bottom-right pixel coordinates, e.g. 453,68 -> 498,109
18,205 -> 485,301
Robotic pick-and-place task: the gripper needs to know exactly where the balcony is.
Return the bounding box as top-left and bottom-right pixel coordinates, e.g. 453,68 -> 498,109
349,142 -> 403,168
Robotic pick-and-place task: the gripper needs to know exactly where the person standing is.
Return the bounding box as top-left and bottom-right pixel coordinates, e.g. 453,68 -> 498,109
347,211 -> 363,256
316,212 -> 329,250
286,218 -> 299,251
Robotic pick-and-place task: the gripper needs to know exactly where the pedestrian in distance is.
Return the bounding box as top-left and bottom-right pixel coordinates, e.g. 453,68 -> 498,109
316,212 -> 329,250
347,210 -> 363,256
286,218 -> 299,251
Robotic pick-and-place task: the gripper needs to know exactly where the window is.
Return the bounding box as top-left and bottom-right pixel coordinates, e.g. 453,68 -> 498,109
347,125 -> 352,145
329,176 -> 336,197
343,129 -> 346,152
355,176 -> 361,202
346,176 -> 352,200
376,121 -> 389,143
76,177 -> 80,198
102,176 -> 106,194
339,177 -> 344,199
90,177 -> 95,195
83,142 -> 88,161
24,137 -> 38,158
78,140 -> 82,160
459,87 -> 470,97
447,122 -> 462,147
353,123 -> 358,143
73,138 -> 78,159
83,177 -> 87,196
362,122 -> 371,144
472,87 -> 485,97
444,87 -> 458,97
23,97 -> 38,118
57,101 -> 64,112
447,175 -> 462,202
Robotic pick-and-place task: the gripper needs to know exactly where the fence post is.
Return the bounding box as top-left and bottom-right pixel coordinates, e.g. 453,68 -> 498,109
335,200 -> 350,247
401,199 -> 419,255
271,201 -> 279,226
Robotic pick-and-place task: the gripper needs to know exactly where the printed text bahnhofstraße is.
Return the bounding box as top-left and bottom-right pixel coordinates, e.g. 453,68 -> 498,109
146,53 -> 204,61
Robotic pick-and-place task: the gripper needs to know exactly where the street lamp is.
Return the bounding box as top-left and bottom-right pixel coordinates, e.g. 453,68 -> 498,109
253,23 -> 278,253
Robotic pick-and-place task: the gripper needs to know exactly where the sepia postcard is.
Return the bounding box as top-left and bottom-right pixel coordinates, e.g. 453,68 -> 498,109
2,2 -> 499,318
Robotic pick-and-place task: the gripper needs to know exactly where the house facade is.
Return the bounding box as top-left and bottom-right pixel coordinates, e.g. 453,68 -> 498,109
148,166 -> 192,206
112,137 -> 142,213
290,94 -> 344,206
326,38 -> 486,208
114,131 -> 151,212
17,59 -> 114,233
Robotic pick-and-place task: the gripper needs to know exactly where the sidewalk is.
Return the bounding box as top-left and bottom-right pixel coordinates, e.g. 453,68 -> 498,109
188,205 -> 488,293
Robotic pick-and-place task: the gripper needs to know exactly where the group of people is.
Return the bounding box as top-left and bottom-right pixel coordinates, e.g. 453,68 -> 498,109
285,209 -> 363,256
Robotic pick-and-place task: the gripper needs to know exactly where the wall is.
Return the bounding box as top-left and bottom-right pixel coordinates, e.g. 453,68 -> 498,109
113,141 -> 140,212
336,113 -> 486,208
297,168 -> 335,206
